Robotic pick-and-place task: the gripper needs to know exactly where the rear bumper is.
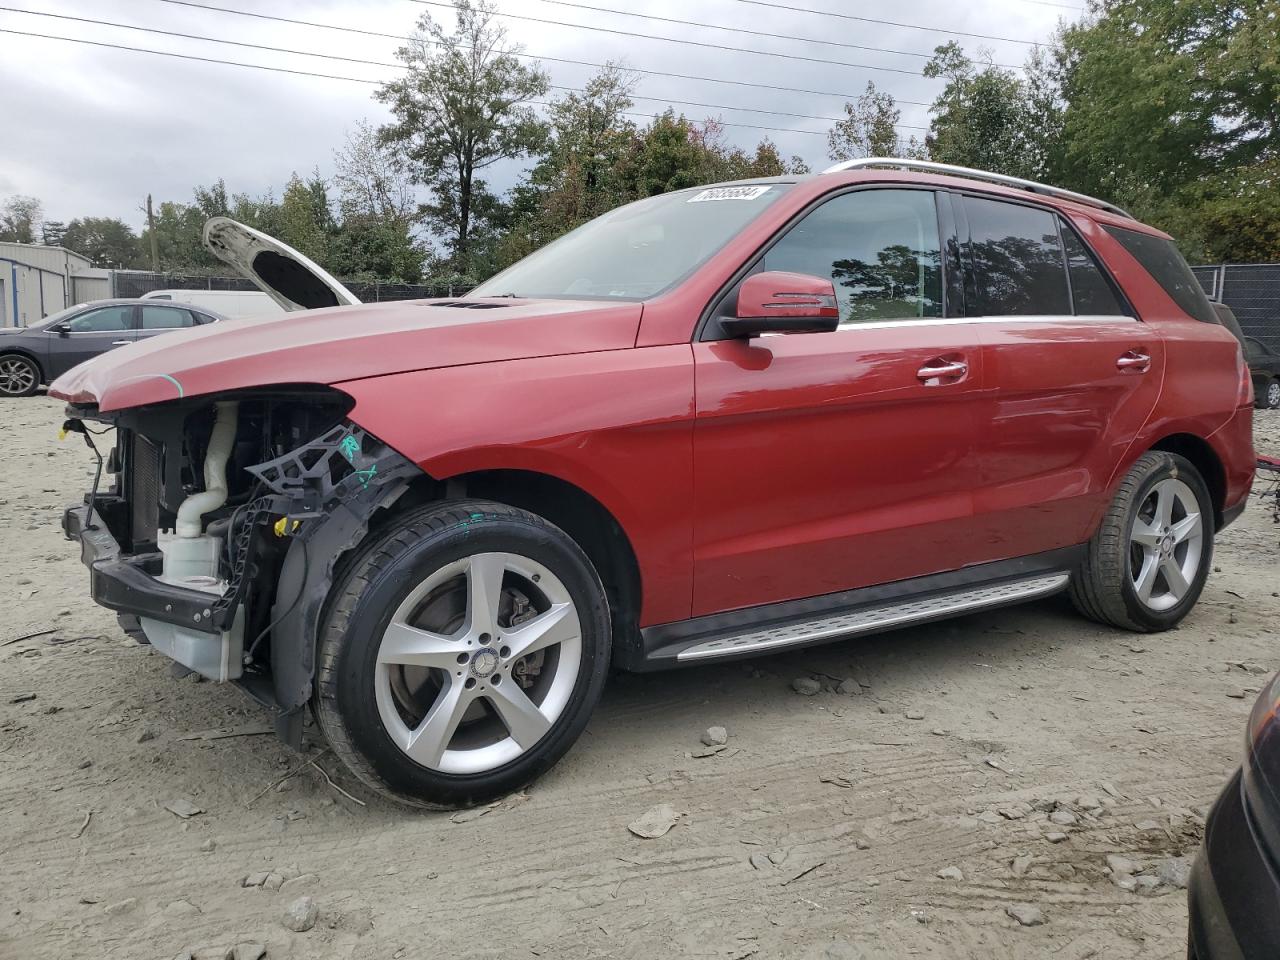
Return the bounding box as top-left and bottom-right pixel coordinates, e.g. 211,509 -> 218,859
62,501 -> 223,636
1187,769 -> 1280,959
1208,403 -> 1257,528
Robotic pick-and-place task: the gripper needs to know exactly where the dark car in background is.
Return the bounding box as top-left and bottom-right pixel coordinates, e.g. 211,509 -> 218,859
1244,336 -> 1280,410
1188,671 -> 1280,958
0,299 -> 223,398
1210,302 -> 1280,410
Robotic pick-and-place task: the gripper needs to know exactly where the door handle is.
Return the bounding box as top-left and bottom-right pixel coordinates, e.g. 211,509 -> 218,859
111,340 -> 131,346
917,359 -> 968,384
1116,351 -> 1151,373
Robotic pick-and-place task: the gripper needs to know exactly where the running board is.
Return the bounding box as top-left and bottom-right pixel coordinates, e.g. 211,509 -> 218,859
674,573 -> 1070,662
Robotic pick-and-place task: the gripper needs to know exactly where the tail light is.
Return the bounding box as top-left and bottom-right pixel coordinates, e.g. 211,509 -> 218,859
1237,344 -> 1254,407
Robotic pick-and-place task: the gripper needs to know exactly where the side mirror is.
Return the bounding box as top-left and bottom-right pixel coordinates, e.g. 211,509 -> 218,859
722,271 -> 840,337
50,322 -> 71,336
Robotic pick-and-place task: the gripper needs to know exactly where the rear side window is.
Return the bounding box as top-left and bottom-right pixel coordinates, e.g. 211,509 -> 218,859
1104,225 -> 1216,323
141,306 -> 195,329
964,197 -> 1070,316
1060,224 -> 1128,316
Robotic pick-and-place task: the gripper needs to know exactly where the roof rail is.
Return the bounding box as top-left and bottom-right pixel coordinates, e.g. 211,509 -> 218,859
822,157 -> 1133,219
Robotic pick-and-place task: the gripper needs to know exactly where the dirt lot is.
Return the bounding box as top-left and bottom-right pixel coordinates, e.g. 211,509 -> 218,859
1,395 -> 1277,960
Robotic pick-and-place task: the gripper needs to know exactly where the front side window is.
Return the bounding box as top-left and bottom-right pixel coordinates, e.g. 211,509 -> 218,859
68,306 -> 132,332
471,184 -> 791,301
141,306 -> 194,329
1104,225 -> 1216,323
762,189 -> 943,325
965,197 -> 1071,316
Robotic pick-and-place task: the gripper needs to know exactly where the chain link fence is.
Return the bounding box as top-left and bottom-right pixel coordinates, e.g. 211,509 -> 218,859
1193,263 -> 1280,351
110,271 -> 474,302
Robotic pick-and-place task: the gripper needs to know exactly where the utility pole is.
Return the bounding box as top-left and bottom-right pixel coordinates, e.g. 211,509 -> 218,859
146,194 -> 160,272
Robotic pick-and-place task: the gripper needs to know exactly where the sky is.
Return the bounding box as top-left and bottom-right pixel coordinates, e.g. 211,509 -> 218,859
0,0 -> 1079,232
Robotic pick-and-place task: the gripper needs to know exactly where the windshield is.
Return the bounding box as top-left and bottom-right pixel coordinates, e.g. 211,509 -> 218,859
472,183 -> 792,301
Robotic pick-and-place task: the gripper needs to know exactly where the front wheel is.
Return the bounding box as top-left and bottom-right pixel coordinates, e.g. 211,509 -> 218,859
0,354 -> 40,397
314,500 -> 610,809
1258,377 -> 1280,410
1069,451 -> 1214,632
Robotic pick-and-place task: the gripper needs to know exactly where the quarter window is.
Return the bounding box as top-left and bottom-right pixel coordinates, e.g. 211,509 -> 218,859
1103,225 -> 1216,323
964,197 -> 1070,316
68,306 -> 132,332
141,306 -> 195,329
1060,223 -> 1128,316
762,189 -> 943,325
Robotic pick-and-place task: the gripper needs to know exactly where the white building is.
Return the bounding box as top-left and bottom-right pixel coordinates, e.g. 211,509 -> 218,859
0,241 -> 112,328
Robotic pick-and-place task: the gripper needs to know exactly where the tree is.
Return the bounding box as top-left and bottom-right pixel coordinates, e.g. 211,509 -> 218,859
278,172 -> 333,266
61,217 -> 143,267
41,221 -> 67,247
377,0 -> 549,275
0,195 -> 42,244
333,120 -> 419,227
923,42 -> 1052,181
827,82 -> 905,161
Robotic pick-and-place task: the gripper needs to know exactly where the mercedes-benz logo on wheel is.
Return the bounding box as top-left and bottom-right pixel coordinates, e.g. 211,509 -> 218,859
470,647 -> 499,678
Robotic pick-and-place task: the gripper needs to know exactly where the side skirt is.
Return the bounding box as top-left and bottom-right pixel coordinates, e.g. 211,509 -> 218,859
628,546 -> 1083,670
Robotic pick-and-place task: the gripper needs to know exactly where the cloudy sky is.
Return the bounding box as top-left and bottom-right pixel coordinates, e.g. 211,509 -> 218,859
0,0 -> 1077,231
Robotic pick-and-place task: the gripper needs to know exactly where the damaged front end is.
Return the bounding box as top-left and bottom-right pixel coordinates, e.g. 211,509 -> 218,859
61,388 -> 422,745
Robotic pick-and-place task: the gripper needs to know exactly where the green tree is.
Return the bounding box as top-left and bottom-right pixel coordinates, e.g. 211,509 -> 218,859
827,82 -> 907,162
924,42 -> 1053,181
376,0 -> 549,275
278,172 -> 333,265
0,195 -> 42,244
61,217 -> 143,267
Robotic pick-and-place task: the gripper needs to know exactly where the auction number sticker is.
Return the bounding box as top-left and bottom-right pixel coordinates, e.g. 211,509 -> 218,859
687,185 -> 772,202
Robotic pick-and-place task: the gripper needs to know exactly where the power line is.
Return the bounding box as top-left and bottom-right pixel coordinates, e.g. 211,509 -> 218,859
147,0 -> 935,107
504,0 -> 1021,69
0,26 -> 896,139
721,0 -> 1045,45
0,9 -> 928,130
410,0 -> 939,78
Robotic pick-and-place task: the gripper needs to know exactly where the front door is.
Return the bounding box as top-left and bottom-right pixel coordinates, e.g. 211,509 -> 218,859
957,195 -> 1165,560
691,187 -> 989,617
46,303 -> 138,378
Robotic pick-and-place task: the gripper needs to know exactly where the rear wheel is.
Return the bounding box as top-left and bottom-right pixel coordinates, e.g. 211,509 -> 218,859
1069,452 -> 1214,632
314,500 -> 610,808
0,354 -> 40,397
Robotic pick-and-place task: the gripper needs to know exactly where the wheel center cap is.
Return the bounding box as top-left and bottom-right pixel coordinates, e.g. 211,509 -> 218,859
1159,534 -> 1175,558
470,647 -> 499,678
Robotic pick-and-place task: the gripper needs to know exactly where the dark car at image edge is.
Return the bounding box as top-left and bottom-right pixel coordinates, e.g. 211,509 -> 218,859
1189,671 -> 1280,958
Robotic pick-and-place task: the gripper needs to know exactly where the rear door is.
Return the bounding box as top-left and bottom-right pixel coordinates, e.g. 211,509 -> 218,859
46,303 -> 138,377
691,187 -> 990,616
961,194 -> 1165,559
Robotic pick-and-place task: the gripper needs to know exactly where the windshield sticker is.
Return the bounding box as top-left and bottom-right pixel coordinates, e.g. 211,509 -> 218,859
687,185 -> 772,203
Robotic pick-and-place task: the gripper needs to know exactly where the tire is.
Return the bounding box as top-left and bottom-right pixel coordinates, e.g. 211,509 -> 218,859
1069,451 -> 1214,632
0,354 -> 41,397
314,500 -> 611,809
1258,377 -> 1280,410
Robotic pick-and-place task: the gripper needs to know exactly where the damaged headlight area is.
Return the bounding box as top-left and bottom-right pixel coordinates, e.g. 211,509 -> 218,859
61,387 -> 422,741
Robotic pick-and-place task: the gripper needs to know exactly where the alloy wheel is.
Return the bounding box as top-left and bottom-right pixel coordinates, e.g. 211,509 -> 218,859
0,356 -> 37,396
373,551 -> 583,774
1128,477 -> 1203,612
1267,379 -> 1280,409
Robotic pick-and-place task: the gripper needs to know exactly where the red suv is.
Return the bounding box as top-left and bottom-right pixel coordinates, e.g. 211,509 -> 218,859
54,160 -> 1255,808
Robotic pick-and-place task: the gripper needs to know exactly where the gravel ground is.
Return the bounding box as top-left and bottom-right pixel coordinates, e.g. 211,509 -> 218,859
1,395 -> 1277,960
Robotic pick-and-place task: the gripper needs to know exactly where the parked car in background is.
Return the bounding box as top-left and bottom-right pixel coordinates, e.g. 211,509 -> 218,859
1210,301 -> 1280,410
1188,670 -> 1280,958
0,299 -> 224,397
55,160 -> 1255,808
1245,337 -> 1280,410
141,288 -> 283,320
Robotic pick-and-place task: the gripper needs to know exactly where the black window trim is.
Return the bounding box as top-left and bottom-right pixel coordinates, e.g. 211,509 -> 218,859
695,183 -> 954,342
62,303 -> 140,334
1056,215 -> 1136,319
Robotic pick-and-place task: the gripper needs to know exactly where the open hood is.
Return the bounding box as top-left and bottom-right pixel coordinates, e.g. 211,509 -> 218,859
202,217 -> 361,312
